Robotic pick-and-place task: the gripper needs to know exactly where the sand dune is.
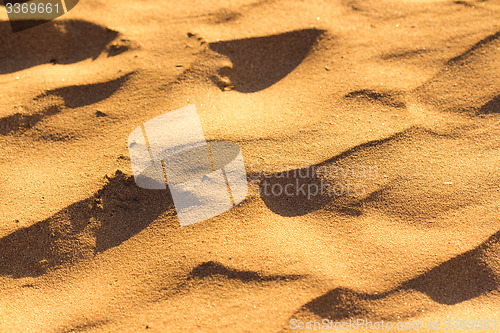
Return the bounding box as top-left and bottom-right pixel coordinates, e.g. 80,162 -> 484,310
288,231 -> 500,324
0,0 -> 499,331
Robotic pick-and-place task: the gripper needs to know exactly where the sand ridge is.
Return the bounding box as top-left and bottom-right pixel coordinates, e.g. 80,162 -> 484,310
0,0 -> 499,331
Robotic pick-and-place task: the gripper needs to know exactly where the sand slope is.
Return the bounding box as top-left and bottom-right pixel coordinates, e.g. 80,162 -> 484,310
0,0 -> 499,331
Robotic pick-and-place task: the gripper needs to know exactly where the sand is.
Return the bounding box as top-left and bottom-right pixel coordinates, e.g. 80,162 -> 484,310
0,0 -> 499,331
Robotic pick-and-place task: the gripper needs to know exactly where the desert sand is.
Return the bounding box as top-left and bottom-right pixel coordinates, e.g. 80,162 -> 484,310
0,0 -> 499,332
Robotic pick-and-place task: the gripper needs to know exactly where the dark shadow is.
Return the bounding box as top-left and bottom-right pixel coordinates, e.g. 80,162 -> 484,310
206,9 -> 241,24
453,0 -> 475,7
37,72 -> 133,108
106,42 -> 131,57
257,129 -> 414,217
0,104 -> 60,135
478,94 -> 500,115
209,29 -> 324,93
402,230 -> 500,305
446,31 -> 499,66
301,287 -> 387,320
258,165 -> 329,217
345,89 -> 406,108
325,187 -> 388,217
292,230 -> 500,322
0,19 -> 117,73
189,261 -> 302,283
0,171 -> 175,278
59,319 -> 109,333
0,73 -> 131,136
380,48 -> 430,61
93,171 -> 174,252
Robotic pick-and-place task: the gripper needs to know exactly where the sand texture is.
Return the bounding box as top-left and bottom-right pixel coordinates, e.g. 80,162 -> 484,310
0,0 -> 499,332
